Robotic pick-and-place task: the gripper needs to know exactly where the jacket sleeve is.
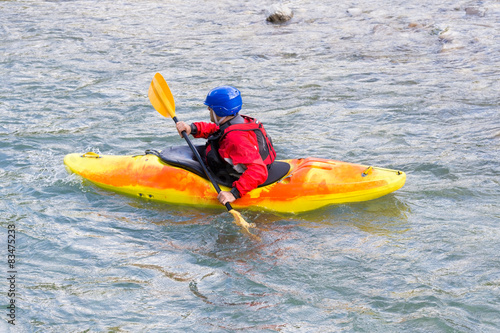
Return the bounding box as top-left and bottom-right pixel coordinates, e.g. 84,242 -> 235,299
191,122 -> 219,139
220,131 -> 268,197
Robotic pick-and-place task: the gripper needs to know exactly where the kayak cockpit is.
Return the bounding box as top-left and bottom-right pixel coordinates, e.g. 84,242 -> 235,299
145,145 -> 291,187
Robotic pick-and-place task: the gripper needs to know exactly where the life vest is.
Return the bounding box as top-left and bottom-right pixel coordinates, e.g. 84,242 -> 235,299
205,115 -> 276,184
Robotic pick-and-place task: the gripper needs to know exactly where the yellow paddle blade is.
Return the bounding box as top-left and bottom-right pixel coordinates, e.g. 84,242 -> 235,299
148,73 -> 176,118
229,210 -> 260,241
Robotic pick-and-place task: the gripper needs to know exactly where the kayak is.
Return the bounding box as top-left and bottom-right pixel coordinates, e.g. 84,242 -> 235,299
63,146 -> 406,213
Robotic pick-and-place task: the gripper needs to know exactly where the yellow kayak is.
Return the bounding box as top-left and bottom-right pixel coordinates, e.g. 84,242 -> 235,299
64,146 -> 406,213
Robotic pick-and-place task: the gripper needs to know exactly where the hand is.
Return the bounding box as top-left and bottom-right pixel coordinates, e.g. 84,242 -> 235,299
176,121 -> 191,137
217,191 -> 236,205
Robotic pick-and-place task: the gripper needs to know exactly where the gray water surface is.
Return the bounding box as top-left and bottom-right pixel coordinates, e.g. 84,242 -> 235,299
1,0 -> 499,332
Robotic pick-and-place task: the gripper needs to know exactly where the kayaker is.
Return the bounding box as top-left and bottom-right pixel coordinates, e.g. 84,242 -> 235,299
176,86 -> 276,205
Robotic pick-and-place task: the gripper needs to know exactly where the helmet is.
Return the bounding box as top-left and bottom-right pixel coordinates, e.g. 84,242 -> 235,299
204,86 -> 242,117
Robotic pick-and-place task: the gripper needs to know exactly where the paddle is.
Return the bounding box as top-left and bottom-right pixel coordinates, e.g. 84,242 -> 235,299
148,73 -> 255,234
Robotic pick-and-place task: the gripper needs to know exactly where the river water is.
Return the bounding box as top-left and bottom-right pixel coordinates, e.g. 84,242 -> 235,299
1,0 -> 499,332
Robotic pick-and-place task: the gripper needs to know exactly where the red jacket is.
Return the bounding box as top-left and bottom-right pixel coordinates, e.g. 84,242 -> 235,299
192,117 -> 270,197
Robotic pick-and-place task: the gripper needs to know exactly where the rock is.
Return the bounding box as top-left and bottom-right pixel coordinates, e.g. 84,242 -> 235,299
465,6 -> 486,17
266,3 -> 293,23
346,8 -> 362,17
408,22 -> 423,29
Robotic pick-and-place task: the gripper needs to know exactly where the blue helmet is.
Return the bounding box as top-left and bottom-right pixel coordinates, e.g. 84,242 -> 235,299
204,86 -> 242,117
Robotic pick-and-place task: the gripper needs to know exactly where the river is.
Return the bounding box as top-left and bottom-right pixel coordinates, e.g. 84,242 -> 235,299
1,0 -> 499,331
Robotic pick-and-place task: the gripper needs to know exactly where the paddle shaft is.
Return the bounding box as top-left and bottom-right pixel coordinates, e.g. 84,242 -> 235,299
172,116 -> 233,212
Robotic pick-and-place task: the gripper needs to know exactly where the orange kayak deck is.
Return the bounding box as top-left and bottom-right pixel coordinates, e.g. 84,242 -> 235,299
64,152 -> 406,213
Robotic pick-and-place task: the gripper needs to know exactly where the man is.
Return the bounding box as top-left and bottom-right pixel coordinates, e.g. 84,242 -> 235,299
176,86 -> 276,205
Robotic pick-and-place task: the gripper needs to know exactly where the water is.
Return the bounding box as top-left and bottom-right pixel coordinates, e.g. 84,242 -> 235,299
1,0 -> 499,331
